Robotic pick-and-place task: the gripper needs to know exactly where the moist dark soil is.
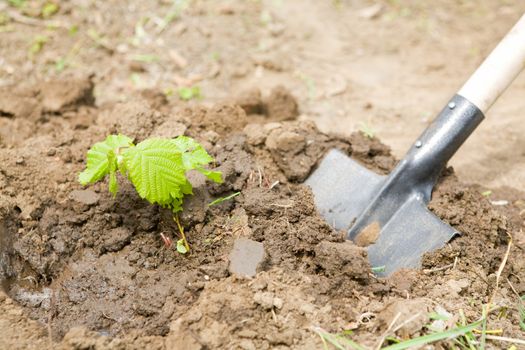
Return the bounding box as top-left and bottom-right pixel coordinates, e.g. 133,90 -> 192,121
1,76 -> 524,349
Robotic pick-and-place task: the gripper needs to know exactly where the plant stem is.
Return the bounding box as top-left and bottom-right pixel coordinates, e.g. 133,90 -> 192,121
174,214 -> 190,252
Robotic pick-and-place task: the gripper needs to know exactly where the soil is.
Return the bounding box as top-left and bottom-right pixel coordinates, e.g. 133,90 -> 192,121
1,1 -> 525,349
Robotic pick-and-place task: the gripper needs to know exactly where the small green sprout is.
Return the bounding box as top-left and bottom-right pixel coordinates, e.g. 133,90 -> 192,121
130,73 -> 142,87
132,54 -> 160,63
209,192 -> 241,207
358,121 -> 375,139
79,134 -> 222,251
54,57 -> 67,72
7,0 -> 25,8
164,87 -> 175,97
178,86 -> 201,101
29,35 -> 49,57
41,2 -> 59,18
68,25 -> 79,36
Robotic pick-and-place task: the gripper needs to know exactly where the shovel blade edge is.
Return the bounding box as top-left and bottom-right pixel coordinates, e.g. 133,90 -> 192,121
367,197 -> 458,276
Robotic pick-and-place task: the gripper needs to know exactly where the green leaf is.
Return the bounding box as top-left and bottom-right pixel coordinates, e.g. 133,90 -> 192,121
176,239 -> 188,254
171,136 -> 212,169
197,168 -> 223,183
122,138 -> 187,208
171,136 -> 222,183
79,134 -> 134,185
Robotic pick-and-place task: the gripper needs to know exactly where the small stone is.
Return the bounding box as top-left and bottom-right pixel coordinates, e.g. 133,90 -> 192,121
273,297 -> 284,310
249,279 -> 267,291
266,330 -> 295,346
265,130 -> 305,154
238,329 -> 258,339
253,291 -> 275,310
299,303 -> 315,315
263,122 -> 282,133
358,4 -> 383,19
127,251 -> 141,263
15,157 -> 25,165
229,238 -> 265,277
253,291 -> 284,311
446,279 -> 470,294
202,130 -> 219,143
239,339 -> 256,350
69,189 -> 100,206
185,310 -> 203,323
47,148 -> 56,156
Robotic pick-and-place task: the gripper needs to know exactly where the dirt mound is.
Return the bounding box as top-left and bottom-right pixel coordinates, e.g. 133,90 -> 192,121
1,79 -> 524,349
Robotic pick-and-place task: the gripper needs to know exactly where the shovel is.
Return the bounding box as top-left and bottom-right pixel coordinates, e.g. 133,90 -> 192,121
306,14 -> 525,276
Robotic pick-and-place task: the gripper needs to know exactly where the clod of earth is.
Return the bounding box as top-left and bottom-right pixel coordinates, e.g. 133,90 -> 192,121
69,189 -> 100,206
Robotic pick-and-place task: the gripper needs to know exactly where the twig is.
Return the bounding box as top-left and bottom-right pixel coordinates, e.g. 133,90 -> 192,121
482,233 -> 512,348
506,277 -> 523,302
7,10 -> 69,29
423,263 -> 454,274
47,289 -> 55,349
485,335 -> 525,345
390,312 -> 422,334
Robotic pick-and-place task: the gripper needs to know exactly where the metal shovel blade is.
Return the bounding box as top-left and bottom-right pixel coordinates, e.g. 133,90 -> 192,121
305,95 -> 485,276
305,149 -> 457,276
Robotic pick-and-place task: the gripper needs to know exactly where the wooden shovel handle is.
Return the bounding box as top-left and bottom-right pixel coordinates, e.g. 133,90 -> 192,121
458,13 -> 525,113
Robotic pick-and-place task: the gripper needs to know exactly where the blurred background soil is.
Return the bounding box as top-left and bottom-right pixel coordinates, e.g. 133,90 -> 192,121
1,0 -> 524,190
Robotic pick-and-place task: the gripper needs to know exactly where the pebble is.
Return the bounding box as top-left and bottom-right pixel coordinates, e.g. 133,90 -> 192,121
239,340 -> 256,350
229,238 -> 265,278
253,291 -> 283,311
69,189 -> 100,206
238,329 -> 258,339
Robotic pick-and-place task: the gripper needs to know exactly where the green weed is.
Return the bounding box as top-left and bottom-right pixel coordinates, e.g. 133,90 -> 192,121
178,86 -> 201,101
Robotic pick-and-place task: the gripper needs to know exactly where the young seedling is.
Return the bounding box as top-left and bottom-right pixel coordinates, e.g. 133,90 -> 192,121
358,121 -> 375,139
178,86 -> 201,101
79,134 -> 222,252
